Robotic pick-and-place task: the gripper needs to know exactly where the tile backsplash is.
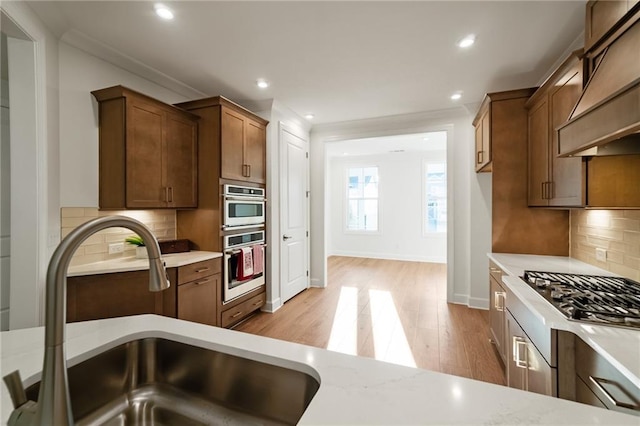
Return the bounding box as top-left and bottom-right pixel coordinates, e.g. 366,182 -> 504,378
61,208 -> 176,266
570,210 -> 640,281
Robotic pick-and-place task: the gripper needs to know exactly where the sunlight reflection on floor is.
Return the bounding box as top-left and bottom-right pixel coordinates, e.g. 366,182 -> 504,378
326,285 -> 416,368
326,286 -> 359,355
369,289 -> 416,368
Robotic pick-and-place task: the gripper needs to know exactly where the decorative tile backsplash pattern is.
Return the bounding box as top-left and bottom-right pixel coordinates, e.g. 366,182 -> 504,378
61,208 -> 176,266
570,210 -> 640,281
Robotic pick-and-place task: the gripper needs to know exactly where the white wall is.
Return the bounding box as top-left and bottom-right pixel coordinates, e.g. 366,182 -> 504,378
1,1 -> 60,328
1,38 -> 10,330
251,100 -> 311,312
310,109 -> 492,308
328,150 -> 447,263
58,42 -> 201,207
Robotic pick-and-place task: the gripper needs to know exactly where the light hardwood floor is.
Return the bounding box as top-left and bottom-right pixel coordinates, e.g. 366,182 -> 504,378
235,256 -> 506,386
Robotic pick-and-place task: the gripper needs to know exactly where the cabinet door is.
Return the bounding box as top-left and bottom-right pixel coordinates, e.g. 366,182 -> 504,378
165,111 -> 198,208
585,0 -> 630,51
126,100 -> 165,208
549,62 -> 584,207
221,107 -> 247,181
245,119 -> 266,183
506,312 -> 527,391
489,276 -> 506,363
475,108 -> 492,172
525,335 -> 556,397
527,98 -> 550,206
177,273 -> 219,326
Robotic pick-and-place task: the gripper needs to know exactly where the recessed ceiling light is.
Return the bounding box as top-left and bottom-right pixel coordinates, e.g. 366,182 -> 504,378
154,4 -> 174,20
256,79 -> 270,89
450,92 -> 462,101
457,34 -> 476,48
305,113 -> 315,120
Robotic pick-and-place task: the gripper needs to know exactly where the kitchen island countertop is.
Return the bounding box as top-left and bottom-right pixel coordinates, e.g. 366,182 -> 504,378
67,250 -> 222,277
1,314 -> 637,425
488,253 -> 640,390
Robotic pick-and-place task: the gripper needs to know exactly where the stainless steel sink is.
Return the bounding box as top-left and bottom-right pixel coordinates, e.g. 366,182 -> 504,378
25,338 -> 320,425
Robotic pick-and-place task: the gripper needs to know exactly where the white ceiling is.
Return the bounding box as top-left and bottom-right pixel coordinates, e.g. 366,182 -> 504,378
26,1 -> 585,125
325,131 -> 447,157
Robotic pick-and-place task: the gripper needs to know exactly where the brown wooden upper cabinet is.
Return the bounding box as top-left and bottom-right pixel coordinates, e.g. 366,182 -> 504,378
473,100 -> 492,172
175,96 -> 267,185
526,51 -> 585,207
585,0 -> 640,52
92,86 -> 199,209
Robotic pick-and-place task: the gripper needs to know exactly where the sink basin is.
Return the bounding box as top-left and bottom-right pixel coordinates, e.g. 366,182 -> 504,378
25,338 -> 320,425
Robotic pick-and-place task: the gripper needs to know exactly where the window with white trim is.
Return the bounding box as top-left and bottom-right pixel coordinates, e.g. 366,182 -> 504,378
425,162 -> 447,233
346,166 -> 378,231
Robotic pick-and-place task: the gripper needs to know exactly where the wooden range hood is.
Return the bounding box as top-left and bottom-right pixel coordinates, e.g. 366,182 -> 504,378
557,9 -> 640,157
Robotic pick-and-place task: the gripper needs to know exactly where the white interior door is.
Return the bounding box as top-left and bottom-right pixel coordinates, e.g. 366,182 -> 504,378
280,124 -> 309,303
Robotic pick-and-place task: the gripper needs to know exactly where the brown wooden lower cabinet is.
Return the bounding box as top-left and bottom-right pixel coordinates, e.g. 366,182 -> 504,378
67,269 -> 177,323
177,274 -> 219,326
221,291 -> 266,328
67,258 -> 223,327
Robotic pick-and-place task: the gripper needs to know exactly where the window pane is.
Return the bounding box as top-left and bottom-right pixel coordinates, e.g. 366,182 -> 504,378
425,163 -> 447,233
346,166 -> 379,231
363,199 -> 378,231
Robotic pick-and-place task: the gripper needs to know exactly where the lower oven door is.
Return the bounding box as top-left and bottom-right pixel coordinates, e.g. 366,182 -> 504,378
223,247 -> 265,303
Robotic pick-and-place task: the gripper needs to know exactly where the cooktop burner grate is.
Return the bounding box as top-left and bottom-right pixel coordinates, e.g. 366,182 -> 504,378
522,271 -> 640,329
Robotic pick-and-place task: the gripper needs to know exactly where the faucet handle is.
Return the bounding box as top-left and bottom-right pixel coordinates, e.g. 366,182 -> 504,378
3,370 -> 27,408
3,371 -> 38,425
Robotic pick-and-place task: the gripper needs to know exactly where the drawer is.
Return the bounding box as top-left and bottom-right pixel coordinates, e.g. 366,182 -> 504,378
489,260 -> 504,283
575,338 -> 640,416
221,292 -> 265,328
177,258 -> 221,285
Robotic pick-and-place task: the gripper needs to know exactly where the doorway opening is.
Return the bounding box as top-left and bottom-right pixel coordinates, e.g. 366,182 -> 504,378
325,131 -> 448,265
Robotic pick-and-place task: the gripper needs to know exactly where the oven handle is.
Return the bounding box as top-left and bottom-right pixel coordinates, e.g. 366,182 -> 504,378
224,195 -> 267,202
225,244 -> 267,255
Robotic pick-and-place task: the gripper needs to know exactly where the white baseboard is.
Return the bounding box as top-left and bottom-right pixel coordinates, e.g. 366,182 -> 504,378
263,298 -> 282,313
468,297 -> 489,310
450,293 -> 469,305
329,250 -> 446,264
310,278 -> 325,288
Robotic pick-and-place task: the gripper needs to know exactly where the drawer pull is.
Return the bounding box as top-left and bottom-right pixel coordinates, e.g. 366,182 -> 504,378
589,376 -> 640,411
252,301 -> 262,306
512,336 -> 527,369
231,311 -> 243,319
195,268 -> 210,273
194,278 -> 210,286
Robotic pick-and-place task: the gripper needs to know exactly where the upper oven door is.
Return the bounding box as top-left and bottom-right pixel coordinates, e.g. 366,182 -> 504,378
224,197 -> 265,228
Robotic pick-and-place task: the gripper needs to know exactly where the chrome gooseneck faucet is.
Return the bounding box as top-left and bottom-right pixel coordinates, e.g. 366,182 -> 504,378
3,216 -> 170,425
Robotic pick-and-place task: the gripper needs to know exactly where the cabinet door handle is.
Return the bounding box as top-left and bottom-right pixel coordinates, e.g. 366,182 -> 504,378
168,186 -> 173,203
195,267 -> 210,273
548,181 -> 554,200
231,311 -> 243,319
164,187 -> 170,202
252,301 -> 262,306
494,291 -> 506,311
541,182 -> 546,200
247,164 -> 251,177
513,336 -> 527,368
477,151 -> 483,164
589,376 -> 640,411
194,278 -> 211,286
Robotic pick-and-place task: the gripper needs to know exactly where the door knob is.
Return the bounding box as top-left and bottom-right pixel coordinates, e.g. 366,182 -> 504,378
283,234 -> 292,241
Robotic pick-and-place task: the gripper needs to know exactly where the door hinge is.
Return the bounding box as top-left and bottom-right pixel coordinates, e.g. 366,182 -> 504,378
306,190 -> 310,198
306,231 -> 309,237
305,152 -> 309,159
306,270 -> 309,277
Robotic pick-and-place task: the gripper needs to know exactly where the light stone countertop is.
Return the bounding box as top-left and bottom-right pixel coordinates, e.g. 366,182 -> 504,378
488,253 -> 640,389
67,251 -> 222,277
1,315 -> 638,425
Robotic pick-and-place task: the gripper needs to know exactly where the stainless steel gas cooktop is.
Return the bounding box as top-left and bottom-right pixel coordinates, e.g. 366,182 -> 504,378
522,270 -> 640,329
